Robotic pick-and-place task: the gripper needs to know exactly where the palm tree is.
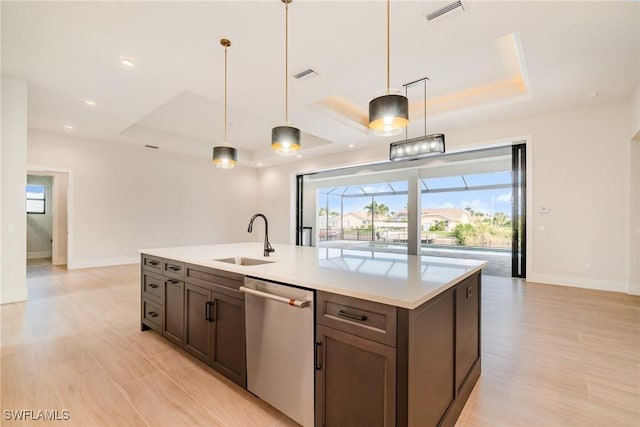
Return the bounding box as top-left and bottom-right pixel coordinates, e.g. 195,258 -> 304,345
378,203 -> 389,219
364,201 -> 390,219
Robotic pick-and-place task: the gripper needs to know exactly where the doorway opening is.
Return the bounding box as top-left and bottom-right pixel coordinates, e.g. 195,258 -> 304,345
26,170 -> 69,268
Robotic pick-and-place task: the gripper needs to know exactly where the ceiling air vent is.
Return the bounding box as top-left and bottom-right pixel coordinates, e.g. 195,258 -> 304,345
426,0 -> 465,21
293,68 -> 318,81
144,144 -> 159,149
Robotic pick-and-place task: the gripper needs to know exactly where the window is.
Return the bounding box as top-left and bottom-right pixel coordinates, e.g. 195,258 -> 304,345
26,184 -> 46,214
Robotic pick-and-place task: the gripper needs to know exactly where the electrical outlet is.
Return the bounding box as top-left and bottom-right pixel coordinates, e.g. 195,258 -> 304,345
584,263 -> 591,271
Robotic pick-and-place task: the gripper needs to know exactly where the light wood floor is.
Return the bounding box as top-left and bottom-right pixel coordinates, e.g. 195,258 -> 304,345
1,260 -> 638,426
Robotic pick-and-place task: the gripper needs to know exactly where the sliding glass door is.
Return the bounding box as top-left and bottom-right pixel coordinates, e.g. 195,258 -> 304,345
511,143 -> 526,278
296,144 -> 527,278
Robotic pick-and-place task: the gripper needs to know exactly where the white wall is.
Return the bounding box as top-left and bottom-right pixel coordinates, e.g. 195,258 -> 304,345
1,77 -> 28,304
629,84 -> 640,294
629,139 -> 639,295
28,129 -> 259,269
258,100 -> 634,294
631,84 -> 640,141
26,174 -> 53,258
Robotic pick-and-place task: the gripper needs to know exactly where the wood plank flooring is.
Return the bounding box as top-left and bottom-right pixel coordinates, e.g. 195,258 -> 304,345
1,259 -> 638,426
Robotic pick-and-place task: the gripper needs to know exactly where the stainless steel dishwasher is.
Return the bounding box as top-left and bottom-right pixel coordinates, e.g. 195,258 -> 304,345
240,277 -> 314,427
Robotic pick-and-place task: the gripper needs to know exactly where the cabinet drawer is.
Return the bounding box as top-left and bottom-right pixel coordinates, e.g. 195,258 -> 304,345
142,272 -> 164,302
316,291 -> 397,347
141,254 -> 162,274
163,259 -> 185,279
142,298 -> 162,332
185,263 -> 244,300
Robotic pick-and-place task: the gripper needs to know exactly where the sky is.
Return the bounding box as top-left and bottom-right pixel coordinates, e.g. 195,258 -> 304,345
317,172 -> 513,216
319,189 -> 512,216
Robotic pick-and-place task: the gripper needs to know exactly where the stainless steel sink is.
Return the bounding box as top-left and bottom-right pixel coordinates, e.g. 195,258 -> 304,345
214,257 -> 275,266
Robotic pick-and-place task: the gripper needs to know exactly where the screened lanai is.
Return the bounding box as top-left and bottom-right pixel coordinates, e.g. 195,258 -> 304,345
301,145 -> 525,278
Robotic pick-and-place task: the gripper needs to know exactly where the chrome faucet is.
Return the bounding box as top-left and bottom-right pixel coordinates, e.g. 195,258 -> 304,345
248,213 -> 275,257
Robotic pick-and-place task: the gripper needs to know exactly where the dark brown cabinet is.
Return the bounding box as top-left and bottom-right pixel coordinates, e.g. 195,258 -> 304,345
315,324 -> 396,427
455,276 -> 480,392
141,255 -> 246,388
209,292 -> 245,386
316,273 -> 481,427
184,283 -> 213,362
184,282 -> 246,386
163,278 -> 184,345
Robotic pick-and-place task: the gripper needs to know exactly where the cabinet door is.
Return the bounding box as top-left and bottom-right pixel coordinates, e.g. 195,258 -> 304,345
210,292 -> 246,387
315,325 -> 396,427
456,277 -> 480,392
163,279 -> 184,345
184,283 -> 212,363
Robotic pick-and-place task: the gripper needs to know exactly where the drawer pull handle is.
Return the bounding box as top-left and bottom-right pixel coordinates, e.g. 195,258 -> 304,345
148,284 -> 158,289
147,261 -> 159,266
167,279 -> 179,284
466,286 -> 473,299
168,266 -> 181,271
338,309 -> 368,322
315,341 -> 323,370
147,311 -> 158,318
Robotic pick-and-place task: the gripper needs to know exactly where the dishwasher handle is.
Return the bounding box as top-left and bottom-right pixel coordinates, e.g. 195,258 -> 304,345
239,285 -> 311,308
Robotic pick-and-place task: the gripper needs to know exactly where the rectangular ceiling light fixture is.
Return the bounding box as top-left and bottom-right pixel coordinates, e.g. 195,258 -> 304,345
389,134 -> 445,162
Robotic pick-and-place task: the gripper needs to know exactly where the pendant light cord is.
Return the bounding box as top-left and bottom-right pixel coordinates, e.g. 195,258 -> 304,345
424,78 -> 427,137
285,0 -> 289,123
386,0 -> 390,93
224,43 -> 228,144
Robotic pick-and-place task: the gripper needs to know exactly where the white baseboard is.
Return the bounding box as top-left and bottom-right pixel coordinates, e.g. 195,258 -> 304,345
1,286 -> 28,304
27,251 -> 52,259
52,257 -> 67,266
527,273 -> 630,294
628,281 -> 640,296
68,256 -> 139,270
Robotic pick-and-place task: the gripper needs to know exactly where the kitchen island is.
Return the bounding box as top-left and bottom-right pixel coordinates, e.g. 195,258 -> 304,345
139,242 -> 486,427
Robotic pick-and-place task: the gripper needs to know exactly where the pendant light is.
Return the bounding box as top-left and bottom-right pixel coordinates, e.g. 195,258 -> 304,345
212,38 -> 238,169
368,0 -> 409,136
271,0 -> 301,155
390,77 -> 445,161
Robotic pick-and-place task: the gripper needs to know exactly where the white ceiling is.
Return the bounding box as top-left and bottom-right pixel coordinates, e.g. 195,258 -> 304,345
2,1 -> 639,168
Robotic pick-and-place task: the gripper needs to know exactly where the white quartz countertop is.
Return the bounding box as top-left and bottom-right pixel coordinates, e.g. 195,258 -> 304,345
139,242 -> 487,309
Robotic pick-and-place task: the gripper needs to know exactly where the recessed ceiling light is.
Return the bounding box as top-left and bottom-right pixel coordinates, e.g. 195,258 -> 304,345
296,154 -> 302,159
63,124 -> 74,131
348,144 -> 355,148
120,57 -> 135,68
84,99 -> 97,107
257,162 -> 263,167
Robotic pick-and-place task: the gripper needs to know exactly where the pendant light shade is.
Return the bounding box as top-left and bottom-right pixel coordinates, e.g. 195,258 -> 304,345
212,38 -> 238,169
271,0 -> 301,155
212,146 -> 237,168
368,0 -> 409,135
272,125 -> 301,155
369,93 -> 409,134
